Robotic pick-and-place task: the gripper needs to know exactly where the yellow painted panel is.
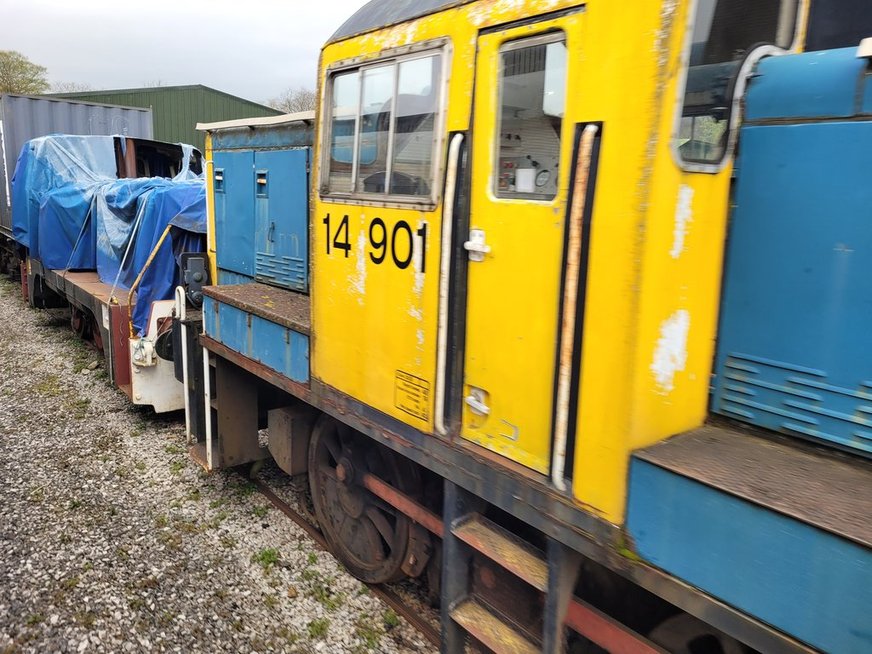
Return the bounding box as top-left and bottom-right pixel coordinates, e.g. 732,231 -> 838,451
312,0 -> 585,433
461,16 -> 586,474
203,132 -> 218,284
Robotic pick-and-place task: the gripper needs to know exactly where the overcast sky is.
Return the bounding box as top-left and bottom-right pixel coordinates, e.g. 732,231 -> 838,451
1,0 -> 370,104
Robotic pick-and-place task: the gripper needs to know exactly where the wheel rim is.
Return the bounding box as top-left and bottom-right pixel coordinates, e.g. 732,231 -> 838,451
308,416 -> 413,583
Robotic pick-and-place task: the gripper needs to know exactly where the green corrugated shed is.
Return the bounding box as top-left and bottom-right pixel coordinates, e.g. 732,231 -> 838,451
52,85 -> 282,152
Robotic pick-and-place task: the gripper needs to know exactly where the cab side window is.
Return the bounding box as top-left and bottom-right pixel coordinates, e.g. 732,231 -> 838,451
323,52 -> 443,200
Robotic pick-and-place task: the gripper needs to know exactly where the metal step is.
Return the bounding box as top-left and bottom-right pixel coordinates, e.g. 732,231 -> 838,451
453,513 -> 548,592
450,599 -> 539,654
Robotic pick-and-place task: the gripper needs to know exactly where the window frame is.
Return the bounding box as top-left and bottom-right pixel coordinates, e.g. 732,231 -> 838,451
491,30 -> 569,204
671,0 -> 804,173
319,39 -> 451,210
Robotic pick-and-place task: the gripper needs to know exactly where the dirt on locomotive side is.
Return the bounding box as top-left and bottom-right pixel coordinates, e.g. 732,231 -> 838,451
0,276 -> 435,654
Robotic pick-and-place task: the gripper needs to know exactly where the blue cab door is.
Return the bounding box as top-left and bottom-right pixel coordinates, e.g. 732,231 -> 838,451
253,149 -> 309,291
214,151 -> 255,278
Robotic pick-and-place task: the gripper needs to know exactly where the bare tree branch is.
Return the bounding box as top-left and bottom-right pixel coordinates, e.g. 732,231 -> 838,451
52,81 -> 94,94
266,87 -> 316,114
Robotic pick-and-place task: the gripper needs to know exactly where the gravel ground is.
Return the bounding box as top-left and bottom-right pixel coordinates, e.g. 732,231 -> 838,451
0,276 -> 437,654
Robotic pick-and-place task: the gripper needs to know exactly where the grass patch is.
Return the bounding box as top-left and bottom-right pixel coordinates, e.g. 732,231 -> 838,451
263,594 -> 279,609
34,374 -> 63,397
68,398 -> 91,419
307,618 -> 330,639
251,505 -> 269,518
252,547 -> 280,570
383,608 -> 400,630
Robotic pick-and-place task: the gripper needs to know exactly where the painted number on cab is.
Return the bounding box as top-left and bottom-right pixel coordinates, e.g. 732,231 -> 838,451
323,213 -> 428,272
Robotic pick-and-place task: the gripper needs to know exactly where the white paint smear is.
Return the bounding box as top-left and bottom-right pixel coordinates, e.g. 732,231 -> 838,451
349,229 -> 367,304
651,309 -> 690,394
670,184 -> 694,259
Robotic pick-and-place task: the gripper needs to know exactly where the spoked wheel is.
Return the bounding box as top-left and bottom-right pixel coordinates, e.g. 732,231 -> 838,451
308,415 -> 418,584
648,614 -> 749,654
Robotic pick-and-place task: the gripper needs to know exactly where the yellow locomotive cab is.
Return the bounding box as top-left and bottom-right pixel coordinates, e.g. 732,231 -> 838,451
312,0 -> 764,522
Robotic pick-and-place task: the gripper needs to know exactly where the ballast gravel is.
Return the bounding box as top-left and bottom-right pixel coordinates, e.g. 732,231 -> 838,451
0,277 -> 436,654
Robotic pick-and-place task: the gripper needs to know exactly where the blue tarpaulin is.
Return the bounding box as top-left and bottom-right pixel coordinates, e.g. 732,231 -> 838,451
10,135 -> 205,336
96,177 -> 205,334
11,135 -> 116,259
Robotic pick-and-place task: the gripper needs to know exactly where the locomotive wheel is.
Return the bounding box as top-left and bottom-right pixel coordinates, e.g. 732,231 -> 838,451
70,307 -> 90,339
308,415 -> 415,584
648,614 -> 748,654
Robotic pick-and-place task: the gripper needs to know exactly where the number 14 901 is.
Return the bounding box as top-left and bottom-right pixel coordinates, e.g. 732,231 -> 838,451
323,213 -> 428,272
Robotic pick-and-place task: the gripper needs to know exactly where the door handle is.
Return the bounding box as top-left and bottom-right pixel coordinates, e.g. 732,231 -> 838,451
463,228 -> 491,262
464,389 -> 490,416
268,221 -> 275,243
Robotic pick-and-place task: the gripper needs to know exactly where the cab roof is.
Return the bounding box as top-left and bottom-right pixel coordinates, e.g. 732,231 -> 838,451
328,0 -> 470,43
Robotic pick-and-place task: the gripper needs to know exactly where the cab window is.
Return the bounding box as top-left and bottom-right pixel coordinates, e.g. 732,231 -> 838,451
495,33 -> 567,200
323,51 -> 443,200
677,0 -> 797,166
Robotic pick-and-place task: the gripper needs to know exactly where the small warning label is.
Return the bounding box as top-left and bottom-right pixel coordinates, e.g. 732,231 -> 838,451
394,370 -> 430,421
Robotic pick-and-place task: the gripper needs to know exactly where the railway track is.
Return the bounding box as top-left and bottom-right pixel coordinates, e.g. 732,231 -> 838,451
249,476 -> 443,649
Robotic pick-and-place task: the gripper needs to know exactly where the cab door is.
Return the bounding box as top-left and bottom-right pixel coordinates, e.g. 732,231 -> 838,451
460,16 -> 582,474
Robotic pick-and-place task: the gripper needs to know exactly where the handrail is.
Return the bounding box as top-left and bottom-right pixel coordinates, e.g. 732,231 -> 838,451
552,123 -> 598,492
434,132 -> 465,436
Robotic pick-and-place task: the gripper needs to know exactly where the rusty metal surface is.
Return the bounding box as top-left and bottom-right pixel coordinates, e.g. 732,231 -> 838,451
450,599 -> 539,654
203,283 -> 311,334
635,423 -> 872,548
454,514 -> 547,592
565,598 -> 667,654
362,472 -> 444,538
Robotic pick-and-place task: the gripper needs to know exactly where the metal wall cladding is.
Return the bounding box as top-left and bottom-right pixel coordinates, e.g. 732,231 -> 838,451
0,94 -> 153,235
713,53 -> 872,455
55,86 -> 281,154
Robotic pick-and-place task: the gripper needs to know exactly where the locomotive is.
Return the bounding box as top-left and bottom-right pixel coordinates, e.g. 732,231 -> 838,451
6,0 -> 866,652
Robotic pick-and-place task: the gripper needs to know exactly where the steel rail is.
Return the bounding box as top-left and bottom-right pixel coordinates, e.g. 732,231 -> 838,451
250,477 -> 442,649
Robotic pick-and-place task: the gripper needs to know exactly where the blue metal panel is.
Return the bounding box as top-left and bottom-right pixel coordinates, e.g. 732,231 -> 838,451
213,150 -> 255,277
253,149 -> 309,291
862,74 -> 872,115
217,269 -> 254,285
745,48 -> 864,120
250,314 -> 309,383
626,459 -> 872,654
202,299 -> 308,383
203,296 -> 216,338
713,121 -> 872,454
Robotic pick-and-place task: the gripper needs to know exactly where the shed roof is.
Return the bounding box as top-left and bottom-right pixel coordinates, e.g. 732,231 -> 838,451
53,84 -> 278,113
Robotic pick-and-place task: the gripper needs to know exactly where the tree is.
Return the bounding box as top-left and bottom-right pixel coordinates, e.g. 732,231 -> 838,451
267,87 -> 317,113
52,81 -> 94,93
0,50 -> 49,94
